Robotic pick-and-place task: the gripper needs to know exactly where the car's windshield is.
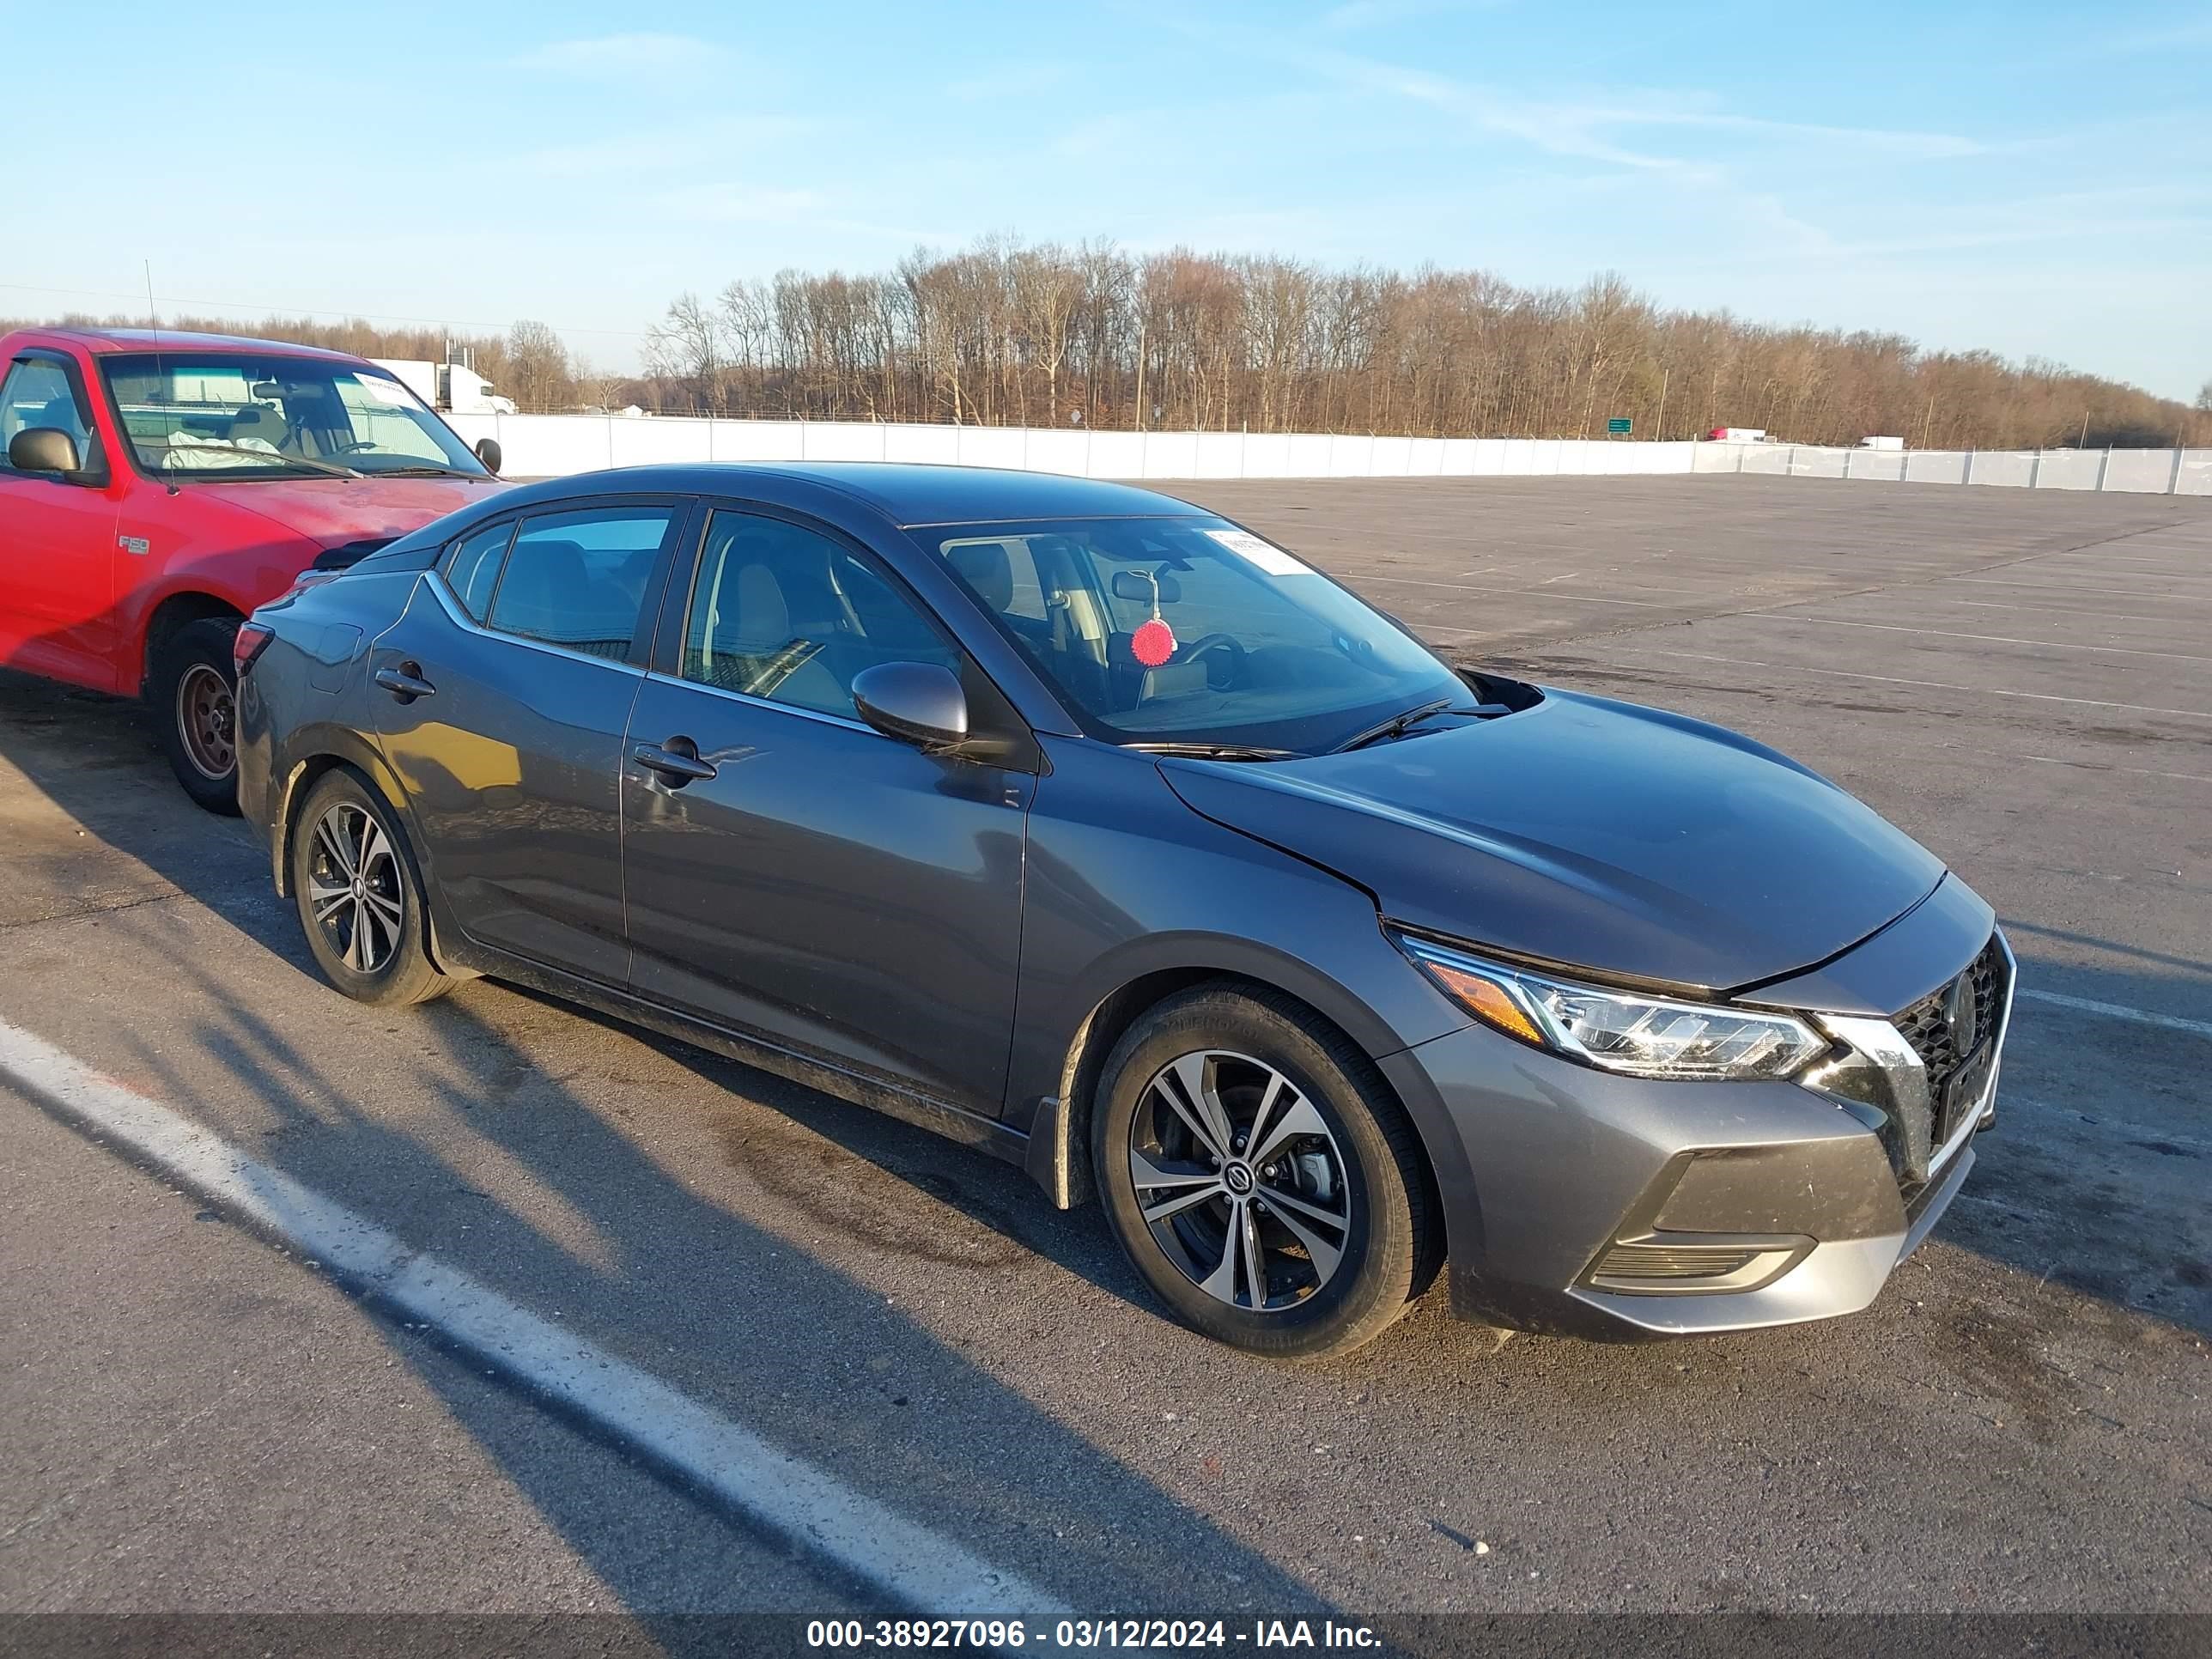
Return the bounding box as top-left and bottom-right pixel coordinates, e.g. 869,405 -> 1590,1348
924,516 -> 1468,754
98,352 -> 489,480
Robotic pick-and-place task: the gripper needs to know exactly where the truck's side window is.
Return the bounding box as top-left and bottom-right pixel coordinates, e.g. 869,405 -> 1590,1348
445,520 -> 515,621
0,358 -> 98,473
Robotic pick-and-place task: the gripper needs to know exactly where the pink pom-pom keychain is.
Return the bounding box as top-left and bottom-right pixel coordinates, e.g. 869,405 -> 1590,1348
1125,568 -> 1177,668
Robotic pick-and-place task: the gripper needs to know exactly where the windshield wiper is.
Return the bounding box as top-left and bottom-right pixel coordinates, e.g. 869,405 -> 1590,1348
1124,741 -> 1297,762
1330,697 -> 1473,754
373,463 -> 483,478
155,448 -> 362,480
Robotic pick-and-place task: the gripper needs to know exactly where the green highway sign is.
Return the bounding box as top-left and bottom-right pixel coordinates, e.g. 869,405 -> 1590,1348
1607,416 -> 1632,434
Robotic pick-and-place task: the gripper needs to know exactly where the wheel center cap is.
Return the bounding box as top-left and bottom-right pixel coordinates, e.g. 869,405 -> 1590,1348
1224,1162 -> 1254,1195
351,878 -> 365,900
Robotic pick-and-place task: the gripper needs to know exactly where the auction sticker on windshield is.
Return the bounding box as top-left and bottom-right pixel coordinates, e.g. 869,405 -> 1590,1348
1205,528 -> 1310,576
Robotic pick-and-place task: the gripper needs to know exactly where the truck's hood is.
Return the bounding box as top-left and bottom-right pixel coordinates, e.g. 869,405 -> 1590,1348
1160,689 -> 1947,993
189,476 -> 509,546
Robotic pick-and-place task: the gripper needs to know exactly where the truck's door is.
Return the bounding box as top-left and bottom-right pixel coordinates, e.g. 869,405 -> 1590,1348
0,349 -> 124,690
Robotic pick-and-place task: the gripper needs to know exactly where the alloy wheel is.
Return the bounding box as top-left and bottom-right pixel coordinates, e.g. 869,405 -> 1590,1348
306,801 -> 404,974
174,664 -> 235,781
1127,1050 -> 1353,1313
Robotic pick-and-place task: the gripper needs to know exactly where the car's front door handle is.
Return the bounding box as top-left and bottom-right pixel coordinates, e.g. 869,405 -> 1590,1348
374,663 -> 435,702
631,739 -> 717,785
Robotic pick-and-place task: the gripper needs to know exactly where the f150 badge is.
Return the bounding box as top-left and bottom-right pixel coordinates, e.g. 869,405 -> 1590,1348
118,535 -> 151,556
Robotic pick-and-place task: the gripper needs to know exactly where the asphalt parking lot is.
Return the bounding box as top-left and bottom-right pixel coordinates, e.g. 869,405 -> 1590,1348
1,474 -> 2207,1638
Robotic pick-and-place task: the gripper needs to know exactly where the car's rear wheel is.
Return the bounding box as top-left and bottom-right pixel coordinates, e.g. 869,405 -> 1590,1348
152,617 -> 244,815
1092,984 -> 1437,1359
289,770 -> 453,1006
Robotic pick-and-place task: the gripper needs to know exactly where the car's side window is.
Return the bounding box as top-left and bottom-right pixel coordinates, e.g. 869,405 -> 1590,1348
483,507 -> 675,660
444,520 -> 515,621
0,357 -> 99,473
680,511 -> 960,720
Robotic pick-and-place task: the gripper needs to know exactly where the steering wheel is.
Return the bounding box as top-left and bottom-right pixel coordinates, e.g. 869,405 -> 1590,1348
1172,632 -> 1247,690
331,441 -> 381,454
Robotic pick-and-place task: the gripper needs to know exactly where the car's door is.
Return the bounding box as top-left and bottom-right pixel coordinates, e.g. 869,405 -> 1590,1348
370,499 -> 684,988
0,350 -> 124,689
620,506 -> 1036,1117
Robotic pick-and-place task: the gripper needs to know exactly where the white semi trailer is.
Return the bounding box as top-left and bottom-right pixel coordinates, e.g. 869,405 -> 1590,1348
371,358 -> 517,416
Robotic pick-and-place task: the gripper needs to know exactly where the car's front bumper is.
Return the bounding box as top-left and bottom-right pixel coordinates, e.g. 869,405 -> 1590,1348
1378,878 -> 2009,1340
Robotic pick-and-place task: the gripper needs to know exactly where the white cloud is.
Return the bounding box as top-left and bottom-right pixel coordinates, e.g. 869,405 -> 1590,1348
652,184 -> 830,224
512,115 -> 818,181
509,33 -> 731,80
945,58 -> 1075,101
1319,0 -> 1504,33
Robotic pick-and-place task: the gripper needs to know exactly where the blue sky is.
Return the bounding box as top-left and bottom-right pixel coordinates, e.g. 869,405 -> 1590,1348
6,1 -> 2208,398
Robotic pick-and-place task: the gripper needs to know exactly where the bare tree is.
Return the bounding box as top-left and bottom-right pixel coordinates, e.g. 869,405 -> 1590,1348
1012,242 -> 1085,425
121,231 -> 2179,447
505,319 -> 575,411
644,292 -> 726,415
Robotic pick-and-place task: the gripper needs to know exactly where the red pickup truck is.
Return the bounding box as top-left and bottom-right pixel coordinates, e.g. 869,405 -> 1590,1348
0,327 -> 508,809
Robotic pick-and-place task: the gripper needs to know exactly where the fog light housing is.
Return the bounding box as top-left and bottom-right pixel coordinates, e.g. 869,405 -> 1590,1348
1582,1234 -> 1810,1295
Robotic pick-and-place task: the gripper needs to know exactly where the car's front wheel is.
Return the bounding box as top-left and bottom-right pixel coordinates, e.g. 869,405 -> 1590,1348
1092,985 -> 1437,1359
151,617 -> 244,815
289,770 -> 453,1006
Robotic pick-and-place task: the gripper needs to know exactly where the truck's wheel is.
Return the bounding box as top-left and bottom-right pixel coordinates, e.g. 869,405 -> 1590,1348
151,617 -> 244,815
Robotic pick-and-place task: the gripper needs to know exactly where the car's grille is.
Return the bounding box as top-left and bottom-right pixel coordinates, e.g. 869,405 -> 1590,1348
1892,933 -> 2008,1152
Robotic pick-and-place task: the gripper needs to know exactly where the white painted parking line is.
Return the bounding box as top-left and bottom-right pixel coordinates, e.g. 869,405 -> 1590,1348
0,1018 -> 1067,1619
2019,754 -> 2212,786
1640,649 -> 2212,722
1952,577 -> 2212,604
1760,619 -> 2212,663
1950,598 -> 2209,628
1765,616 -> 2212,665
2014,990 -> 2212,1041
1359,573 -> 1668,606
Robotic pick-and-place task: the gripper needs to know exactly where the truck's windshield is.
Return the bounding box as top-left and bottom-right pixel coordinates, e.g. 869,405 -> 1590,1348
97,353 -> 489,480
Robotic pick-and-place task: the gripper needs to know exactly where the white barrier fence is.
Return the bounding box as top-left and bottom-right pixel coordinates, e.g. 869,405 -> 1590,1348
439,410 -> 2212,496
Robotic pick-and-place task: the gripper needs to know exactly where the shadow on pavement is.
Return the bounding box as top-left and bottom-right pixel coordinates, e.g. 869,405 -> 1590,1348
0,667 -> 1332,1620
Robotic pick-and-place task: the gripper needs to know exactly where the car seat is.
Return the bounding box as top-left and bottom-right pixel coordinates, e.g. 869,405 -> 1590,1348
493,541 -> 636,659
227,403 -> 289,452
694,560 -> 847,712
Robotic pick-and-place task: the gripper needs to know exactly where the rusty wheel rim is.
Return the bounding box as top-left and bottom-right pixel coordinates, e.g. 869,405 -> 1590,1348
175,664 -> 235,781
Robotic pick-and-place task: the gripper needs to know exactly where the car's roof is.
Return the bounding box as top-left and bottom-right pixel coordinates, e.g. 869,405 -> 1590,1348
501,462 -> 1210,528
19,325 -> 367,363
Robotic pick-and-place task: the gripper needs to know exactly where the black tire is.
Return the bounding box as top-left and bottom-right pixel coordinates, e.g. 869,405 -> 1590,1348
289,770 -> 453,1006
151,617 -> 244,814
1092,983 -> 1437,1360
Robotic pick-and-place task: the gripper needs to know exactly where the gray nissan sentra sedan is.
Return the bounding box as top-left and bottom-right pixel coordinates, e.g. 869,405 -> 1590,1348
235,464 -> 2014,1358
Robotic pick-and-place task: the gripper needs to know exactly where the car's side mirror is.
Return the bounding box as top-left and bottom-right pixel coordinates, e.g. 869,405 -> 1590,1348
474,437 -> 503,474
1110,568 -> 1182,603
9,427 -> 82,477
852,661 -> 969,752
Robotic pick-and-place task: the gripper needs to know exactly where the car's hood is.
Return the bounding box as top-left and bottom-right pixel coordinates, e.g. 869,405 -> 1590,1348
187,476 -> 509,546
1159,689 -> 1947,993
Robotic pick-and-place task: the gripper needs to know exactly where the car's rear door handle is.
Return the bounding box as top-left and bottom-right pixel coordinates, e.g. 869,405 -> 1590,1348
374,663 -> 434,702
631,739 -> 717,784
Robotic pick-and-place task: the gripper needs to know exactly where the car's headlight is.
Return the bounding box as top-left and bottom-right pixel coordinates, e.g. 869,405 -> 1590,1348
1395,933 -> 1827,1081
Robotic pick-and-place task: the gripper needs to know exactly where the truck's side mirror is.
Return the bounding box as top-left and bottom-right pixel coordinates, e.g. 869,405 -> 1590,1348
474,437 -> 503,474
8,428 -> 84,478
